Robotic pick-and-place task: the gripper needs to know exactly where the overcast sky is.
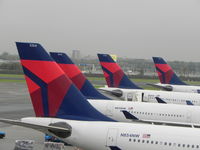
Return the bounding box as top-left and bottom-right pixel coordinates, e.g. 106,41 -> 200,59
0,0 -> 200,61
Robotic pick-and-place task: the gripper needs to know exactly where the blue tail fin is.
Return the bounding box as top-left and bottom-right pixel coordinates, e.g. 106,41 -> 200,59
50,52 -> 110,100
16,42 -> 114,121
152,57 -> 186,85
97,54 -> 142,89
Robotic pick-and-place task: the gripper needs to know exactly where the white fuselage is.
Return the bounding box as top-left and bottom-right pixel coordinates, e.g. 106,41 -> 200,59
100,87 -> 200,105
156,83 -> 200,94
22,117 -> 200,150
89,100 -> 200,125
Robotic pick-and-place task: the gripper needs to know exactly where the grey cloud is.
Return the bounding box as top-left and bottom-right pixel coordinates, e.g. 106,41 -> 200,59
0,0 -> 200,61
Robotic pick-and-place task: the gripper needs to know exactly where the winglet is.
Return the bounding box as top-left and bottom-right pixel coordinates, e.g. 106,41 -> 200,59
109,146 -> 122,150
155,97 -> 167,104
122,110 -> 139,120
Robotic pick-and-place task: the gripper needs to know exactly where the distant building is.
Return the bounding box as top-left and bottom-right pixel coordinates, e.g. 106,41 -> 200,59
0,59 -> 19,63
72,50 -> 80,59
110,54 -> 117,62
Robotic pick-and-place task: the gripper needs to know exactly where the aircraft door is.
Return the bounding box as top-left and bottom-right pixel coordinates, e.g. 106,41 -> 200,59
127,93 -> 133,101
106,128 -> 118,148
197,89 -> 200,94
141,92 -> 144,102
106,103 -> 113,117
134,92 -> 142,102
186,111 -> 191,123
126,92 -> 142,102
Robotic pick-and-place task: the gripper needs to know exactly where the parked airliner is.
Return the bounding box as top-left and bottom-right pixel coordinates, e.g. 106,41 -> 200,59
97,54 -> 200,105
150,57 -> 200,93
2,42 -> 200,150
50,52 -> 200,126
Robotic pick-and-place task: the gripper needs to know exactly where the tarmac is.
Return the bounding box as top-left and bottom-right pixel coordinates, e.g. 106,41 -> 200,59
0,80 -> 146,149
0,82 -> 77,150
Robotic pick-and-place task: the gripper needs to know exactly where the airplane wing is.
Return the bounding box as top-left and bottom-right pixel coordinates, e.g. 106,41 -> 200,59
146,83 -> 173,91
141,119 -> 200,128
122,111 -> 200,128
0,118 -> 72,138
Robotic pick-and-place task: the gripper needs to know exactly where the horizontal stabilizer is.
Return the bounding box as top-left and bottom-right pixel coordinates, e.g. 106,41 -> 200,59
0,118 -> 71,138
146,83 -> 173,91
98,88 -> 123,97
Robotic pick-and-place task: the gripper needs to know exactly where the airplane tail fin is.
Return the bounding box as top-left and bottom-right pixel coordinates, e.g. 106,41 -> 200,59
16,42 -> 113,121
97,54 -> 142,89
50,52 -> 110,100
152,57 -> 186,85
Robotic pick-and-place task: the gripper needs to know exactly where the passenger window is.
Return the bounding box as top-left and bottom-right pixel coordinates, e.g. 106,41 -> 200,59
142,140 -> 145,143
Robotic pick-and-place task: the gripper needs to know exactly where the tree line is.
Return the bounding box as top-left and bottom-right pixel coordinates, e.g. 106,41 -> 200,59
0,52 -> 200,81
